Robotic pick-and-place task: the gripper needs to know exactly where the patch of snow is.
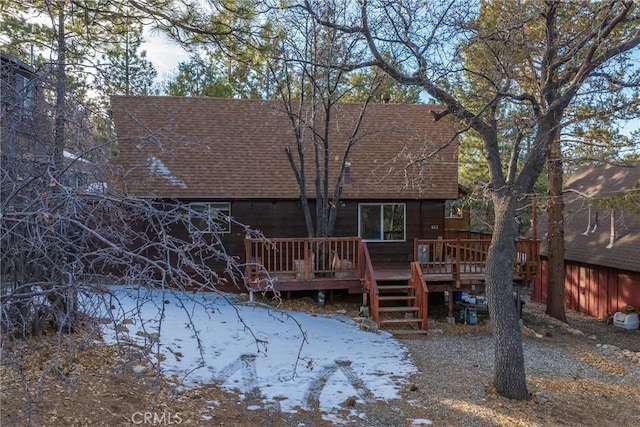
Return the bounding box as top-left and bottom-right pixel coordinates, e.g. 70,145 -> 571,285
101,286 -> 417,422
84,181 -> 108,194
64,150 -> 91,163
132,365 -> 147,374
408,419 -> 434,426
147,155 -> 187,188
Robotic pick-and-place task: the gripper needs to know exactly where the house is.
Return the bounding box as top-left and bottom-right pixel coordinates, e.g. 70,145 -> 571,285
111,96 -> 540,330
1,52 -> 107,265
1,52 -> 37,113
110,96 -> 459,264
1,52 -> 106,194
2,52 -> 114,336
1,52 -> 49,158
1,51 -> 53,226
531,161 -> 640,318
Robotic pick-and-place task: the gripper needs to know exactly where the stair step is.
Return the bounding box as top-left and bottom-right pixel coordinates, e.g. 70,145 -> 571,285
389,329 -> 428,335
379,306 -> 419,313
378,285 -> 411,291
379,318 -> 424,324
378,296 -> 416,301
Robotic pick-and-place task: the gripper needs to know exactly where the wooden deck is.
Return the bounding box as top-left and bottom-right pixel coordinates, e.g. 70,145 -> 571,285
243,236 -> 364,295
243,235 -> 540,330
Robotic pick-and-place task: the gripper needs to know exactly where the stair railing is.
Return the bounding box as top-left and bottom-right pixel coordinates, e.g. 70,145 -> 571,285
360,242 -> 379,325
409,261 -> 429,330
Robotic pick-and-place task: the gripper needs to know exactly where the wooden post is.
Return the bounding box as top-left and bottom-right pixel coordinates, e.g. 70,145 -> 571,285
455,237 -> 461,287
244,234 -> 251,280
532,194 -> 537,241
304,240 -> 310,280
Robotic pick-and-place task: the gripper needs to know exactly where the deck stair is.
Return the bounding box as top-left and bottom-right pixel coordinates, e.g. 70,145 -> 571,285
376,280 -> 426,333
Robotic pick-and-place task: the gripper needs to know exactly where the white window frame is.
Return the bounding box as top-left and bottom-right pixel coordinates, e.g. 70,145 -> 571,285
358,203 -> 406,242
189,202 -> 231,234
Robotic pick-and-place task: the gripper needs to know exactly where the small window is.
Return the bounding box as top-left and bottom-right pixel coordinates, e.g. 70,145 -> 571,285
446,200 -> 463,218
65,171 -> 90,189
189,202 -> 231,234
358,203 -> 406,241
14,73 -> 35,114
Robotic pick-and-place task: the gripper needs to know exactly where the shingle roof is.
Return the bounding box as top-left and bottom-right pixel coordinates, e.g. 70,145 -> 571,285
538,161 -> 640,273
110,96 -> 459,200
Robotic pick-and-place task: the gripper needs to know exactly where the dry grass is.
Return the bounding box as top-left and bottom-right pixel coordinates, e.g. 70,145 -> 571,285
1,294 -> 639,426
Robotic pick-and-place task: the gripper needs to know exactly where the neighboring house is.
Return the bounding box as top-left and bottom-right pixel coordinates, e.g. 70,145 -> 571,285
1,52 -> 37,113
1,52 -> 106,279
1,52 -> 50,221
110,96 -> 460,267
532,161 -> 640,318
1,52 -> 105,196
1,52 -> 51,158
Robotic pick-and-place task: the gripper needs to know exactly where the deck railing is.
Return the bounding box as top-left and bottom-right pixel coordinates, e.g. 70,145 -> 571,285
414,238 -> 540,283
444,230 -> 492,240
515,239 -> 540,281
244,235 -> 538,290
409,262 -> 429,330
244,236 -> 361,282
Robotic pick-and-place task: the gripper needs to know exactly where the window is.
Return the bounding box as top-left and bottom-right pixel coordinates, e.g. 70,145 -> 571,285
13,73 -> 35,114
65,171 -> 90,189
445,200 -> 463,218
189,202 -> 231,234
358,203 -> 406,241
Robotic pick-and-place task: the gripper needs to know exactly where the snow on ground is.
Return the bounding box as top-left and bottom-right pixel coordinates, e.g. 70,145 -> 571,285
101,286 -> 417,421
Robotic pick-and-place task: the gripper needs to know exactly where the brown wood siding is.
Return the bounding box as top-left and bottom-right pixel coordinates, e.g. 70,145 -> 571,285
533,257 -> 640,318
115,198 -> 446,291
171,198 -> 446,267
421,201 -> 446,239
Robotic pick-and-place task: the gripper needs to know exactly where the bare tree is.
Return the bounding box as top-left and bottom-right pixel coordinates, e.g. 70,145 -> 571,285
1,3 -> 305,414
268,2 -> 381,239
301,0 -> 640,399
0,2 -> 305,424
0,53 -> 281,426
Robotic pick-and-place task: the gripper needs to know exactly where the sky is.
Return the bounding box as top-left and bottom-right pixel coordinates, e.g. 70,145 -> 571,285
141,31 -> 189,79
139,30 -> 639,140
101,286 -> 428,425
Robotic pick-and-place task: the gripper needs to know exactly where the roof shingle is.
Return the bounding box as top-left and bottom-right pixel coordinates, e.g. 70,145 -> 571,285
539,161 -> 640,273
111,96 -> 459,200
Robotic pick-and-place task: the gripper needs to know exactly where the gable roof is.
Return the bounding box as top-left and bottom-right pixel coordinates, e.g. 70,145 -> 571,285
110,96 -> 459,200
538,161 -> 640,273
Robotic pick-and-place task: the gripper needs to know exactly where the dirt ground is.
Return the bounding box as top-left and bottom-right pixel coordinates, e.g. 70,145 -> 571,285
1,293 -> 638,426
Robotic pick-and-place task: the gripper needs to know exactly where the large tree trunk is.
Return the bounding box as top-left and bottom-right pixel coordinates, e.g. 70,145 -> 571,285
52,6 -> 79,332
485,195 -> 529,400
546,134 -> 567,322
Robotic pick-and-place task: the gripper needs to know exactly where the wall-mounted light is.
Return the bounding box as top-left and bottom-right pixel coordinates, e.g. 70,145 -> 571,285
343,161 -> 353,187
